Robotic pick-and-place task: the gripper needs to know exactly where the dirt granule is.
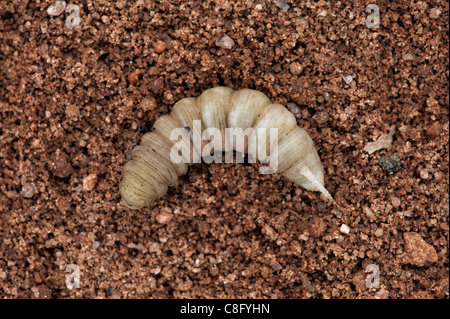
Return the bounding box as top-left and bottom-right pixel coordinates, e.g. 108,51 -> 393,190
0,1 -> 448,298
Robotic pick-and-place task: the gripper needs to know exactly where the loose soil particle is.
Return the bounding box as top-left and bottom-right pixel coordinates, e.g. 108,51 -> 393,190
0,0 -> 448,299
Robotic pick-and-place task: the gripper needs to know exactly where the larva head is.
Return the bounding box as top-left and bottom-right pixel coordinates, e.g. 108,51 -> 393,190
119,177 -> 147,210
119,165 -> 166,209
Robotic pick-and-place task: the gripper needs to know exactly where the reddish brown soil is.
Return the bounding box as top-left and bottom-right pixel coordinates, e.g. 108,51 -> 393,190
0,0 -> 448,298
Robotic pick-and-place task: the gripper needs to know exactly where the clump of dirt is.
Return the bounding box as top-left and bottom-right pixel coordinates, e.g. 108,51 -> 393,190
0,0 -> 448,298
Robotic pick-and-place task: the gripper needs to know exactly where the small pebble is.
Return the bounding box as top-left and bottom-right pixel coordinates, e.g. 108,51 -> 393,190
232,224 -> 243,235
128,72 -> 139,85
216,35 -> 235,49
425,121 -> 442,139
426,96 -> 439,108
149,77 -> 163,93
83,173 -> 98,191
314,111 -> 329,125
34,272 -> 42,284
289,62 -> 303,76
153,40 -> 166,53
309,217 -> 327,238
49,150 -> 74,178
342,75 -> 353,84
101,15 -> 110,24
21,183 -> 36,198
140,97 -> 157,111
340,224 -> 350,234
263,224 -> 277,238
65,104 -> 80,120
429,8 -> 441,19
56,197 -> 71,212
420,169 -> 429,180
391,197 -> 401,207
375,228 -> 383,237
47,1 -> 66,16
403,53 -> 414,61
344,107 -> 354,114
156,212 -> 173,224
403,232 -> 438,266
159,236 -> 168,243
363,206 -> 373,217
434,171 -> 443,181
379,153 -> 402,174
275,0 -> 289,11
403,211 -> 412,217
316,201 -> 327,211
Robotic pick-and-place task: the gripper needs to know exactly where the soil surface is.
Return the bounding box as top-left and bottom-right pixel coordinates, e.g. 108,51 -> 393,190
0,0 -> 448,299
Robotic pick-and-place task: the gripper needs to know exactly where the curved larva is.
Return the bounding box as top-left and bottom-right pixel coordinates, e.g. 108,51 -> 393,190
119,87 -> 333,209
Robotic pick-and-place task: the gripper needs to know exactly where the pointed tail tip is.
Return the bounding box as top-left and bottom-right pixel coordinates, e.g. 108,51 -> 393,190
313,178 -> 334,203
321,187 -> 335,203
299,166 -> 335,203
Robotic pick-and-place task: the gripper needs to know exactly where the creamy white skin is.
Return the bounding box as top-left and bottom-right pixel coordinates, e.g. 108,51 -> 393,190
119,87 -> 333,209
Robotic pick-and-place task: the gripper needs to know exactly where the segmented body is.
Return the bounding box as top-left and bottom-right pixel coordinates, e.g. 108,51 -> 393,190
120,87 -> 332,209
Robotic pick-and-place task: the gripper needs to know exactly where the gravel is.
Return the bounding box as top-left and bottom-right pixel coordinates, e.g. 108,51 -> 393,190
0,0 -> 448,299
